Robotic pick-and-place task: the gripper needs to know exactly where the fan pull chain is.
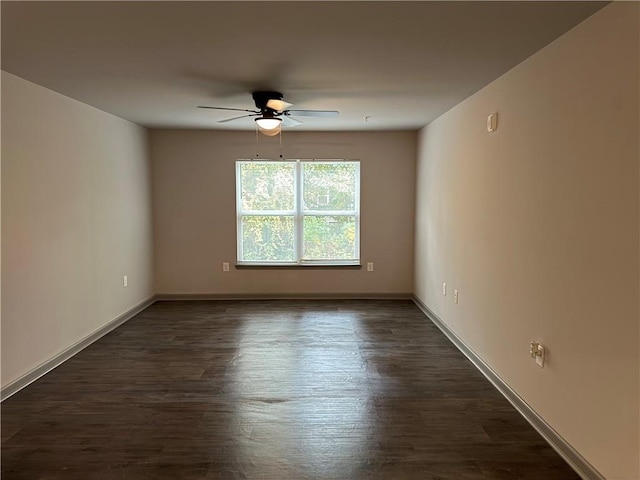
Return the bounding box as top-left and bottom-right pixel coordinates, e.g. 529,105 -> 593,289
255,124 -> 260,158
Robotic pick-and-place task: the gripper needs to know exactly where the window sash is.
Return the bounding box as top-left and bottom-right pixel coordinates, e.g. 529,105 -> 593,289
236,160 -> 360,266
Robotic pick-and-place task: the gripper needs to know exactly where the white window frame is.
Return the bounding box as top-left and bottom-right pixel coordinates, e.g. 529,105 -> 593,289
236,159 -> 360,266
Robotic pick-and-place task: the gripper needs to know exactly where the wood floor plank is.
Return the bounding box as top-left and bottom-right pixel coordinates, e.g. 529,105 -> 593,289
1,300 -> 580,479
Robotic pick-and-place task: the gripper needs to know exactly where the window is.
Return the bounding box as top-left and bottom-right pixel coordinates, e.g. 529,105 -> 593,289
236,160 -> 360,266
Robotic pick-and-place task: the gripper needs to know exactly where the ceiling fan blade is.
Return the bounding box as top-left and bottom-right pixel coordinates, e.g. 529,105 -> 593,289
282,115 -> 302,127
218,114 -> 257,123
266,99 -> 292,111
198,106 -> 257,113
285,109 -> 339,118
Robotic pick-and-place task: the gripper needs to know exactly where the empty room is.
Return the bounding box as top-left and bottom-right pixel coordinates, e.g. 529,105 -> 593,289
1,2 -> 638,479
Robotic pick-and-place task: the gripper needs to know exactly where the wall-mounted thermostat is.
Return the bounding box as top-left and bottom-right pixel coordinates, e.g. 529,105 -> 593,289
487,113 -> 498,132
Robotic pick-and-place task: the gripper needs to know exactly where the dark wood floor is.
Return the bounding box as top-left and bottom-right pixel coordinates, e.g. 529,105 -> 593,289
2,300 -> 580,479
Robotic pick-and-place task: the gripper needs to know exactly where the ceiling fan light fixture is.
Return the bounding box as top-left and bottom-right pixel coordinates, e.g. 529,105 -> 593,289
255,117 -> 282,130
258,125 -> 282,136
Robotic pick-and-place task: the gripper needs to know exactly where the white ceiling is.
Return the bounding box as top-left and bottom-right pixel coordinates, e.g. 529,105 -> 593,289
2,1 -> 607,131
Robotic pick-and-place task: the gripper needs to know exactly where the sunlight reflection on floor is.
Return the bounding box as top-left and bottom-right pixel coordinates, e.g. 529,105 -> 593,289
230,310 -> 375,478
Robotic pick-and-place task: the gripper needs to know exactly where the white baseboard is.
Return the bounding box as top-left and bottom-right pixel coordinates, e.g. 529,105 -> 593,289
411,296 -> 605,480
1,296 -> 156,401
155,292 -> 413,301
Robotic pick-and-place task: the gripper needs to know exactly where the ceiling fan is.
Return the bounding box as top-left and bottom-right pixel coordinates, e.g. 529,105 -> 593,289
198,91 -> 339,135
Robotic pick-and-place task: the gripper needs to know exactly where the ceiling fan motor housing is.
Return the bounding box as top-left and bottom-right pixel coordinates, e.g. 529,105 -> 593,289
252,91 -> 283,111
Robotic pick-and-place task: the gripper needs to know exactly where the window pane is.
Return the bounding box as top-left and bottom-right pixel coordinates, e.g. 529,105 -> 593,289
240,163 -> 294,211
303,163 -> 357,211
241,216 -> 295,262
303,216 -> 357,260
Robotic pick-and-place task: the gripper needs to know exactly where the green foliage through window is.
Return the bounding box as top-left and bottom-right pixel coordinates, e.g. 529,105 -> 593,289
237,160 -> 360,265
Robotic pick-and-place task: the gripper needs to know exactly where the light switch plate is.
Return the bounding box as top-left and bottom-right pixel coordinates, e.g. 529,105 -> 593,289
536,345 -> 545,368
487,113 -> 498,132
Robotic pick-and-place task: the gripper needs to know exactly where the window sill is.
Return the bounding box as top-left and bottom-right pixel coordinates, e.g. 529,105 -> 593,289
235,263 -> 361,270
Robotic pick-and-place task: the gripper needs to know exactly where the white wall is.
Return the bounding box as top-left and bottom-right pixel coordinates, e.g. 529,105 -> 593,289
1,72 -> 155,388
416,3 -> 640,480
151,130 -> 416,296
415,4 -> 639,479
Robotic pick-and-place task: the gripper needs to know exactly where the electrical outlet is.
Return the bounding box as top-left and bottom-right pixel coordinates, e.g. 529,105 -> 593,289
222,262 -> 230,272
123,275 -> 128,287
442,283 -> 447,296
367,262 -> 374,272
454,289 -> 459,304
530,341 -> 545,368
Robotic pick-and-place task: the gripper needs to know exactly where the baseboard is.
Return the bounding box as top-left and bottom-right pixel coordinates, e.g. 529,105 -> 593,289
155,292 -> 414,301
411,296 -> 605,480
1,295 -> 156,402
